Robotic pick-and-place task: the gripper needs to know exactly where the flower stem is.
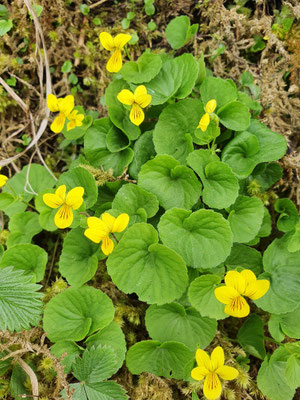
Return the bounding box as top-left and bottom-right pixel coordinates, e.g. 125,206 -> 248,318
111,233 -> 119,243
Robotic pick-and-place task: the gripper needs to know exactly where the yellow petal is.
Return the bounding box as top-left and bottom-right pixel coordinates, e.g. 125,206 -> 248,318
50,113 -> 66,133
244,279 -> 270,300
112,213 -> 129,233
65,186 -> 84,210
216,365 -> 239,381
101,235 -> 114,255
67,120 -> 76,131
129,103 -> 144,126
134,85 -> 151,108
106,49 -> 123,73
113,33 -> 131,49
101,213 -> 116,231
87,216 -> 109,232
58,95 -> 74,116
210,347 -> 224,371
84,228 -> 108,244
0,174 -> 8,188
99,32 -> 115,51
54,205 -> 73,229
240,269 -> 257,285
195,349 -> 212,371
47,94 -> 59,112
191,366 -> 207,381
205,99 -> 217,114
55,185 -> 67,202
224,295 -> 250,318
225,270 -> 246,294
43,193 -> 64,209
203,373 -> 222,400
117,89 -> 135,106
197,113 -> 210,132
214,286 -> 240,305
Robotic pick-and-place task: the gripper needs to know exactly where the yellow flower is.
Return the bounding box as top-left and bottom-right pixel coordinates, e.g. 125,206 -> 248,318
67,110 -> 85,131
47,94 -> 75,133
0,168 -> 8,188
43,185 -> 84,229
84,212 -> 129,255
214,270 -> 270,318
99,32 -> 131,73
191,346 -> 239,400
197,99 -> 217,132
117,85 -> 151,126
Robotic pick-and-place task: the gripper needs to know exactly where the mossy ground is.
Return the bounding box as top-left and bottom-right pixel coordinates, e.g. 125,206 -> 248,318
0,0 -> 299,399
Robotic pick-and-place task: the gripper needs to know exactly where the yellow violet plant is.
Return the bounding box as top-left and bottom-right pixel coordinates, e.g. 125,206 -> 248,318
191,346 -> 239,400
197,99 -> 217,132
0,168 -> 8,188
84,212 -> 129,255
99,32 -> 131,73
47,94 -> 84,133
117,85 -> 152,126
43,185 -> 84,229
214,270 -> 270,318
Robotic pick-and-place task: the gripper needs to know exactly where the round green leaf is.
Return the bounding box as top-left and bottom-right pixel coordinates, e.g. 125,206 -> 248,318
107,223 -> 188,305
0,243 -> 47,282
250,162 -> 283,191
145,303 -> 217,351
217,101 -> 251,131
228,195 -> 264,243
225,243 -> 262,275
158,208 -> 233,269
7,212 -> 42,248
274,198 -> 298,232
237,314 -> 266,359
120,52 -> 162,83
188,275 -> 227,320
271,306 -> 300,339
43,286 -> 115,342
200,77 -> 237,110
128,131 -> 156,179
138,155 -> 202,210
165,16 -> 197,50
106,125 -> 130,153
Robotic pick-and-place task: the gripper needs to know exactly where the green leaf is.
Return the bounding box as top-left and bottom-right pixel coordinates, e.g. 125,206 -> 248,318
268,314 -> 285,342
64,381 -> 128,400
187,150 -> 239,209
61,60 -> 72,73
225,243 -> 262,275
257,347 -> 295,400
51,340 -> 83,373
200,77 -> 237,110
288,220 -> 300,253
107,223 -> 188,305
0,19 -> 13,36
112,183 -> 159,224
173,54 -> 199,99
62,106 -> 93,140
257,207 -> 272,238
158,208 -> 233,269
270,306 -> 300,339
10,364 -> 31,398
188,275 -> 227,320
120,52 -> 162,83
274,198 -> 298,232
128,131 -> 156,179
237,314 -> 266,359
153,99 -> 202,164
43,286 -> 115,342
165,16 -> 198,50
106,125 -> 130,153
7,212 -> 42,247
57,166 -> 98,209
138,155 -> 202,210
228,195 -> 264,243
0,243 -> 47,282
195,52 -> 206,86
126,340 -> 194,380
285,355 -> 300,389
59,227 -> 101,287
145,303 -> 217,351
250,162 -> 283,190
217,101 -> 251,131
0,267 -> 42,331
85,321 -> 126,373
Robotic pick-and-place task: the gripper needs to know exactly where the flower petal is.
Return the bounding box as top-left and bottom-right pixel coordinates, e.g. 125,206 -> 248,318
47,94 -> 59,112
87,216 -> 109,232
240,269 -> 257,285
106,49 -> 123,73
117,89 -> 135,106
101,213 -> 115,231
67,120 -> 76,131
195,349 -> 211,371
224,295 -> 250,318
197,113 -> 210,132
65,186 -> 84,210
205,99 -> 217,114
113,33 -> 131,49
211,346 -> 224,371
0,174 -> 8,188
134,85 -> 152,108
84,228 -> 108,244
225,270 -> 246,294
43,193 -> 64,209
99,32 -> 115,51
244,279 -> 270,300
203,373 -> 222,400
214,286 -> 240,305
54,205 -> 73,229
216,365 -> 239,381
58,95 -> 74,116
112,213 -> 129,233
55,185 -> 67,202
129,103 -> 144,126
50,113 -> 66,133
191,366 -> 207,381
101,236 -> 114,255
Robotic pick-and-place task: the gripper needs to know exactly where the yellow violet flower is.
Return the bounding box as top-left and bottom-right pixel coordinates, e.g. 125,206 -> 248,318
117,85 -> 152,126
47,94 -> 75,133
43,185 -> 84,229
214,270 -> 270,318
191,346 -> 239,400
197,99 -> 217,132
67,110 -> 85,131
0,168 -> 8,188
84,213 -> 129,256
99,32 -> 131,73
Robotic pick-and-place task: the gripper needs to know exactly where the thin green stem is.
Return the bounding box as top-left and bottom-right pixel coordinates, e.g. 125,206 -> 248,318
263,336 -> 283,346
124,46 -> 132,62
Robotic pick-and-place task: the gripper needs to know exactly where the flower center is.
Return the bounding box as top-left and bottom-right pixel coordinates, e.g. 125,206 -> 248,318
230,295 -> 245,312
